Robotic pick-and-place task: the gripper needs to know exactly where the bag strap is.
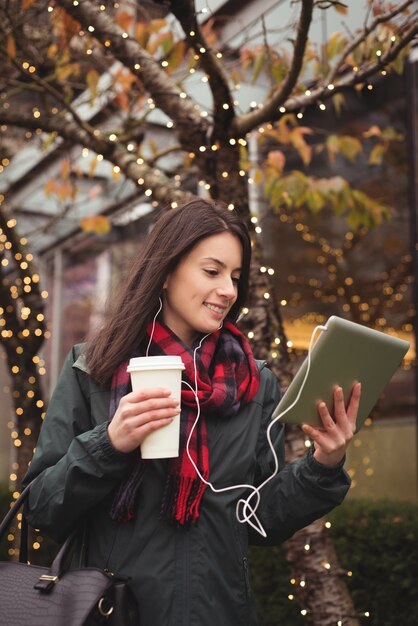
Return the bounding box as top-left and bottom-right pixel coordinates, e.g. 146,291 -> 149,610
0,482 -> 84,592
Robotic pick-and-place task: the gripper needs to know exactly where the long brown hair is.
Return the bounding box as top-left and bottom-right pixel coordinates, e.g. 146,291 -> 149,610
86,199 -> 252,385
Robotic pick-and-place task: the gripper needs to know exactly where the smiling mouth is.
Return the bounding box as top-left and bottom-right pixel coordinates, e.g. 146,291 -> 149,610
204,303 -> 225,315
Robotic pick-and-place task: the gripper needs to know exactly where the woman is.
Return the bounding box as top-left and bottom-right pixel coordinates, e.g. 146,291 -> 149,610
23,199 -> 360,625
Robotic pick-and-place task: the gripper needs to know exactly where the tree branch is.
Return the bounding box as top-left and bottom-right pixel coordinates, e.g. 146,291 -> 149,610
0,109 -> 194,208
234,9 -> 418,134
168,0 -> 235,136
55,0 -> 208,149
327,0 -> 417,85
234,0 -> 314,136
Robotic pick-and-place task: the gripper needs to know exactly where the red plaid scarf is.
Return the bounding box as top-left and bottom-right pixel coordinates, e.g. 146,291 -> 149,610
109,319 -> 260,525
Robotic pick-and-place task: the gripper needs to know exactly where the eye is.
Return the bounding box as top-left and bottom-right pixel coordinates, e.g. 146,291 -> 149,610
232,276 -> 240,285
204,268 -> 218,277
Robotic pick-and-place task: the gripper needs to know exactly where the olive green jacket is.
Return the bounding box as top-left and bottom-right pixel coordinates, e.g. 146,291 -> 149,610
23,344 -> 350,626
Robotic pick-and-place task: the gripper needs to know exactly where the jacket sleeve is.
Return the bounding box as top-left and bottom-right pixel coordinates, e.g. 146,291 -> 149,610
249,367 -> 351,546
22,346 -> 135,542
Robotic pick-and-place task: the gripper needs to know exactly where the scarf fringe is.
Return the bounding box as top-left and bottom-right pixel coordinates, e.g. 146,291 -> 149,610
161,473 -> 208,526
110,460 -> 146,523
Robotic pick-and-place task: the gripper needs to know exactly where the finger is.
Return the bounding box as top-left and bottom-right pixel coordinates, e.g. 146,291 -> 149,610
346,382 -> 361,427
301,423 -> 339,453
333,386 -> 348,425
118,396 -> 180,421
316,400 -> 337,430
128,387 -> 173,402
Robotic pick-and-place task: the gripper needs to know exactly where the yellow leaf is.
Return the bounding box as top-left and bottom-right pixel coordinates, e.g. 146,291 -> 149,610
334,2 -> 348,15
56,180 -> 74,201
115,11 -> 134,32
363,125 -> 381,138
81,215 -> 111,235
135,22 -> 149,47
7,35 -> 16,61
253,169 -> 264,185
148,19 -> 167,34
55,62 -> 80,83
60,159 -> 71,180
44,180 -> 56,197
47,43 -> 59,59
89,156 -> 98,178
87,69 -> 100,103
266,150 -> 286,175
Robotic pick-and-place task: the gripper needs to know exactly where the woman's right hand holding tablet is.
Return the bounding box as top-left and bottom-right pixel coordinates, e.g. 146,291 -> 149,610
107,388 -> 180,453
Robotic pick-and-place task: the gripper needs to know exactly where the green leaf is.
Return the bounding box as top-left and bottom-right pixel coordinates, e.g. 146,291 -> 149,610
305,190 -> 325,212
332,93 -> 345,116
166,40 -> 186,72
326,32 -> 348,60
271,58 -> 288,83
252,48 -> 267,82
326,134 -> 362,164
368,144 -> 385,165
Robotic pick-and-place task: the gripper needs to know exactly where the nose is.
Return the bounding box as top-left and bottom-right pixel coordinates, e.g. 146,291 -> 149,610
216,277 -> 237,301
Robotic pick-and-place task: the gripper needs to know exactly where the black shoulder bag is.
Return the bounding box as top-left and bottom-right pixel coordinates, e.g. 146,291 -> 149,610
0,483 -> 140,625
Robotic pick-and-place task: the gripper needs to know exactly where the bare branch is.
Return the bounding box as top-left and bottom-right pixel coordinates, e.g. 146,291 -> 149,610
55,0 -> 208,148
168,0 -> 235,136
234,0 -> 314,136
147,144 -> 184,166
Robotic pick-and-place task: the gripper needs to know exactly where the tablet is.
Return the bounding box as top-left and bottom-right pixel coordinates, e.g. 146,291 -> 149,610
271,316 -> 410,430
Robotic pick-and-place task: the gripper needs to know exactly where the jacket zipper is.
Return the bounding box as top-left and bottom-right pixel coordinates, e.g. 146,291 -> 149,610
243,556 -> 250,599
183,529 -> 191,624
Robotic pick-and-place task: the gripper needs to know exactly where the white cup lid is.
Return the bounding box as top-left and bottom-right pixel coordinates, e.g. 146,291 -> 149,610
127,355 -> 185,372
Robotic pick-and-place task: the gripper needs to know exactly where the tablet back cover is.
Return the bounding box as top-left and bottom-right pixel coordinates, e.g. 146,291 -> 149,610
272,316 -> 410,429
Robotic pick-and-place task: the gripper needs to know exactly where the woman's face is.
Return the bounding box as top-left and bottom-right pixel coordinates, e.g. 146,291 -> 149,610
162,231 -> 243,345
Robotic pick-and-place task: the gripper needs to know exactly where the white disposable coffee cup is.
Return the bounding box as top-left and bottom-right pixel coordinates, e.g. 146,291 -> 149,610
127,355 -> 185,459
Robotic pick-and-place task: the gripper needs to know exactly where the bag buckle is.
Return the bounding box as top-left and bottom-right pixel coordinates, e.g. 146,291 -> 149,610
34,574 -> 59,592
39,575 -> 58,582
